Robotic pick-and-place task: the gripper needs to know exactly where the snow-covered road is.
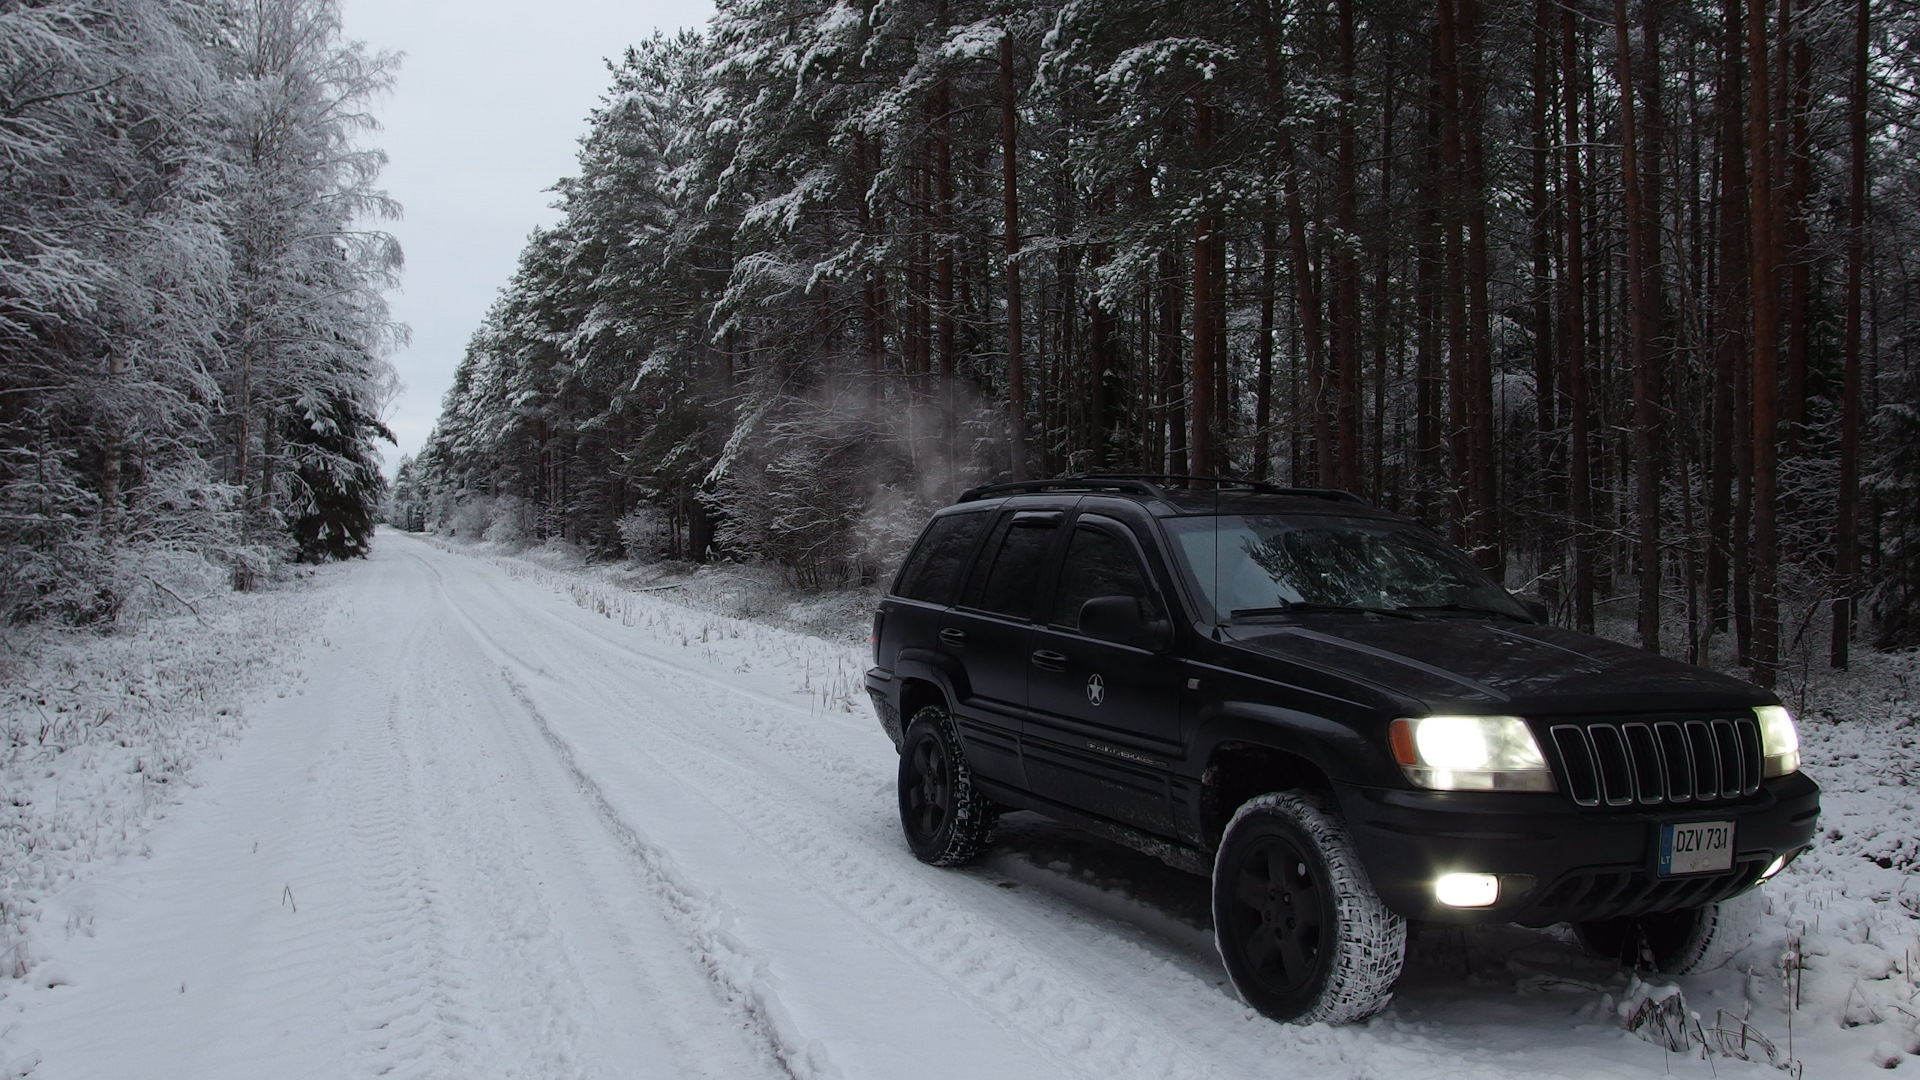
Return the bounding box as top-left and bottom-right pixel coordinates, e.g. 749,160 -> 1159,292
0,534 -> 1843,1078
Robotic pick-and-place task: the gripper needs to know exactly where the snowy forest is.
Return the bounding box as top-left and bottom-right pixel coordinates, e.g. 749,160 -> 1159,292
394,0 -> 1920,690
0,0 -> 399,622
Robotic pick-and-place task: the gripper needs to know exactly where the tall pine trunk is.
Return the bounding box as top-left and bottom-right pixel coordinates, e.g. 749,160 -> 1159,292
1190,89 -> 1216,478
1833,0 -> 1868,668
999,32 -> 1028,480
1746,0 -> 1782,687
1562,5 -> 1596,632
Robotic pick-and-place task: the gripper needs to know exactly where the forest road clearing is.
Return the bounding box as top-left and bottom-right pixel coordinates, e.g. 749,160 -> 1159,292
1,532 -> 1793,1079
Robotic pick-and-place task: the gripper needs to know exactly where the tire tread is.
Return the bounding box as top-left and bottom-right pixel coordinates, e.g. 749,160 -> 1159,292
1214,791 -> 1406,1024
900,705 -> 994,866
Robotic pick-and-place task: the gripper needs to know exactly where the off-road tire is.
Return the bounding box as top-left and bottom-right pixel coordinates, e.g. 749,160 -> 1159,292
898,706 -> 996,866
1212,791 -> 1407,1024
1573,886 -> 1764,975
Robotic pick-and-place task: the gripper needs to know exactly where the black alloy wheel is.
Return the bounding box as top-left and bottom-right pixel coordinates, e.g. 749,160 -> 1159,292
1219,822 -> 1333,999
903,732 -> 953,841
1212,792 -> 1406,1024
897,706 -> 994,865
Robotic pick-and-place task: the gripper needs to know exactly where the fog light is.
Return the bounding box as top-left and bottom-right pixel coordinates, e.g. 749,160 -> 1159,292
1759,854 -> 1788,880
1435,872 -> 1500,908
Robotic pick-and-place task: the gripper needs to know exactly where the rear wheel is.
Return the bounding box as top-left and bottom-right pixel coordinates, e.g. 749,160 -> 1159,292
897,706 -> 995,865
1212,792 -> 1406,1024
1573,887 -> 1764,974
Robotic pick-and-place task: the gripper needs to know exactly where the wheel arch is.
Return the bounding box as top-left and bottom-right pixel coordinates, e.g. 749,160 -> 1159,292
1191,702 -> 1381,846
896,676 -> 948,735
1200,742 -> 1335,847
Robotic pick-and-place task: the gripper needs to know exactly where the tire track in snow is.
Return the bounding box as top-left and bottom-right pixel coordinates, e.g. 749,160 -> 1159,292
494,670 -> 837,1080
403,545 -> 818,1080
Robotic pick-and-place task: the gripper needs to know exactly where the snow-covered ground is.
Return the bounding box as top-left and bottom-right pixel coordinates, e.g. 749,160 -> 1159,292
2,529 -> 1916,1078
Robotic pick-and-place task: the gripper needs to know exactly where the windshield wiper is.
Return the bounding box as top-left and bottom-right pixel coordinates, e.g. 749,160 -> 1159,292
1230,602 -> 1425,620
1395,602 -> 1521,620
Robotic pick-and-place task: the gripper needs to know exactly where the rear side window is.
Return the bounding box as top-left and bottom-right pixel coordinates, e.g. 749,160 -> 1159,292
893,511 -> 988,603
967,514 -> 1061,619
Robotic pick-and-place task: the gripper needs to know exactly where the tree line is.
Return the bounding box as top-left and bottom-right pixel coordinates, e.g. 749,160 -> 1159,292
1,0 -> 399,624
397,0 -> 1920,685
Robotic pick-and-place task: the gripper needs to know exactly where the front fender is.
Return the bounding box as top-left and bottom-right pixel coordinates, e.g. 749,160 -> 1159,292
1185,699 -> 1396,788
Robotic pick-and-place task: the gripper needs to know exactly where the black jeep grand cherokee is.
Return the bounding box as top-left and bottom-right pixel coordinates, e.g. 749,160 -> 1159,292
864,476 -> 1819,1025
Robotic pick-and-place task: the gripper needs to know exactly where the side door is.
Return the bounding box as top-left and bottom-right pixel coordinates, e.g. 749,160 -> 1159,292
1023,517 -> 1184,835
938,509 -> 1064,789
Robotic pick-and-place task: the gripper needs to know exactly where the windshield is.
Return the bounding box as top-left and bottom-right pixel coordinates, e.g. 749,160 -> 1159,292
1163,514 -> 1527,622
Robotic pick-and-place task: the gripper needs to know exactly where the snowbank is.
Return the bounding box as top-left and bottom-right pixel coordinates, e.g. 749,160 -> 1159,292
0,568 -> 335,979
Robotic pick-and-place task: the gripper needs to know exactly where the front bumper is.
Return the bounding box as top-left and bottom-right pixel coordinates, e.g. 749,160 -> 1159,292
1334,770 -> 1820,925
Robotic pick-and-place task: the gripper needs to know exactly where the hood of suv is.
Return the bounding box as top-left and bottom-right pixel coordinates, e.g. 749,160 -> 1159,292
1224,618 -> 1771,715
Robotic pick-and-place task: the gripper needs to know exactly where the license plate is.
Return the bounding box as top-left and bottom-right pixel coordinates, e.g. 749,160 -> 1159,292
1659,820 -> 1735,876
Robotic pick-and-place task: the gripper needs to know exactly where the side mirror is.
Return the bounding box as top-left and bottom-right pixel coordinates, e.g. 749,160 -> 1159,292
1516,596 -> 1551,624
1079,595 -> 1171,651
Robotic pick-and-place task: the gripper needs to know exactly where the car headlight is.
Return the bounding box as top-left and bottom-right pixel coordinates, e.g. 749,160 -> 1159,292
1755,705 -> 1801,777
1389,715 -> 1557,792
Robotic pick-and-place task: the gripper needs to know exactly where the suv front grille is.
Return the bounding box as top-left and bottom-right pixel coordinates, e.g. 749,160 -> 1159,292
1545,717 -> 1762,807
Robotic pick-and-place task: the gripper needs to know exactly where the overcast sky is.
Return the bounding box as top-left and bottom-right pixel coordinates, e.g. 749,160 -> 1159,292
338,0 -> 715,475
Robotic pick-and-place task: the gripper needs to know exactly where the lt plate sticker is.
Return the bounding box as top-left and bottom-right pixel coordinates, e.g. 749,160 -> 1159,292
1660,820 -> 1735,875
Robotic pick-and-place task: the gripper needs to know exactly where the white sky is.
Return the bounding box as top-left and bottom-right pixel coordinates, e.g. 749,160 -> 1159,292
338,0 -> 716,475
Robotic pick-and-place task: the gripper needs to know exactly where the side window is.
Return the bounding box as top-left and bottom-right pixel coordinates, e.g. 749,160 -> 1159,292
894,511 -> 988,603
966,515 -> 1060,619
1050,525 -> 1157,630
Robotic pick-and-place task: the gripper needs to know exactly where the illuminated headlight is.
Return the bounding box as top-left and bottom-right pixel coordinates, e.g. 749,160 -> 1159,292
1754,705 -> 1801,778
1389,715 -> 1556,792
1435,873 -> 1500,907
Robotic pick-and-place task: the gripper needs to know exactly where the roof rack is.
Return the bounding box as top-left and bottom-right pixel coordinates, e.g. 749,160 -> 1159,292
956,476 -> 1163,502
955,473 -> 1371,507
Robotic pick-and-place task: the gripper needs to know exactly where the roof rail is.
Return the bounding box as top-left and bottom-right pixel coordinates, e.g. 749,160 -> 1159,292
956,476 -> 1164,502
1067,473 -> 1372,506
955,473 -> 1371,507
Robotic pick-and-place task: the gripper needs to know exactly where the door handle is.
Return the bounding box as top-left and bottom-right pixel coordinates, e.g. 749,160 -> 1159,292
939,627 -> 967,647
1031,650 -> 1067,672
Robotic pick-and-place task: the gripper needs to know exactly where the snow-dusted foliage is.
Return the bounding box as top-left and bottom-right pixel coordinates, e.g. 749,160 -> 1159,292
0,0 -> 399,623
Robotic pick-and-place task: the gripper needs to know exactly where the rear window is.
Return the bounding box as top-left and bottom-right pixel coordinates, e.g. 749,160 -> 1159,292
893,511 -> 988,603
966,513 -> 1062,619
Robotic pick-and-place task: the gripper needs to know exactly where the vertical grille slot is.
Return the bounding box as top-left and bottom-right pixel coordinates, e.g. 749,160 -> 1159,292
1588,725 -> 1635,805
1655,722 -> 1693,802
1712,719 -> 1744,797
1551,725 -> 1601,806
1622,723 -> 1665,804
1686,721 -> 1721,801
1737,720 -> 1763,793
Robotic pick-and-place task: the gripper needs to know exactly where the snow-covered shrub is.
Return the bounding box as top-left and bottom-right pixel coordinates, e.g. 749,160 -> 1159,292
852,484 -> 927,586
705,381 -> 944,589
0,444 -> 106,623
482,495 -> 534,547
617,506 -> 675,561
445,495 -> 495,540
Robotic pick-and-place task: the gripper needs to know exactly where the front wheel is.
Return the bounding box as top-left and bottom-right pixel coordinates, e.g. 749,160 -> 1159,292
1212,791 -> 1407,1024
1573,887 -> 1764,974
897,706 -> 995,865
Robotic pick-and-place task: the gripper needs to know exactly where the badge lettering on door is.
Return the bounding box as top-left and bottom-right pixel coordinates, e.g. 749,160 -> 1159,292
1086,673 -> 1106,706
